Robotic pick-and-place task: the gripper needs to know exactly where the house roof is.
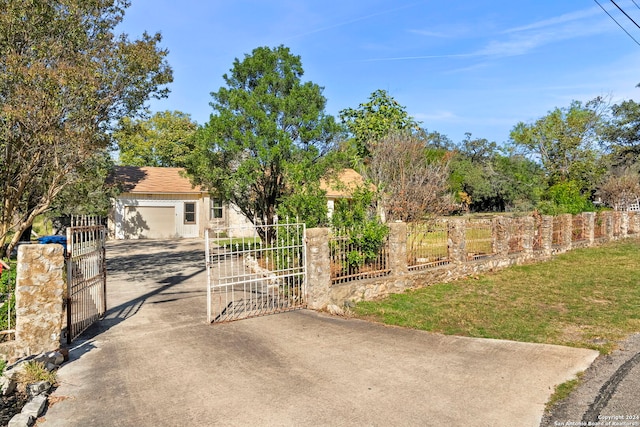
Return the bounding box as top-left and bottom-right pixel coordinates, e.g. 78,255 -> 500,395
320,168 -> 370,198
111,166 -> 367,198
111,166 -> 204,194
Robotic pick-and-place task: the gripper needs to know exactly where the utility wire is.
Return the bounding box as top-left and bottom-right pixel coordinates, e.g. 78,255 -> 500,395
633,0 -> 640,12
593,0 -> 640,47
610,0 -> 640,30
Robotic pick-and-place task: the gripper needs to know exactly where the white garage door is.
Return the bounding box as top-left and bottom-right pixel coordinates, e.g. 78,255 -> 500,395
124,206 -> 176,239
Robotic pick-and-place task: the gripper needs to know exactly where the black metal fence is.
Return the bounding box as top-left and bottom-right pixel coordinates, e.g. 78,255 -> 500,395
65,224 -> 106,343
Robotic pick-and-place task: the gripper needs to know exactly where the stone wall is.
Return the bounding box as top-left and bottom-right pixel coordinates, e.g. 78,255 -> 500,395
0,245 -> 65,361
307,212 -> 640,310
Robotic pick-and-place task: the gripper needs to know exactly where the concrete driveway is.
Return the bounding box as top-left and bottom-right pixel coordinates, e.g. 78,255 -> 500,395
39,239 -> 598,427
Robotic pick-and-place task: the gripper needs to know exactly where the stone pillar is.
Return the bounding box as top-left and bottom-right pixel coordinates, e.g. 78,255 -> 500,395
492,217 -> 510,257
387,222 -> 408,276
629,212 -> 639,236
305,228 -> 331,310
521,216 -> 535,255
15,244 -> 65,356
602,211 -> 614,242
583,212 -> 596,246
448,219 -> 466,263
541,215 -> 554,256
621,212 -> 629,237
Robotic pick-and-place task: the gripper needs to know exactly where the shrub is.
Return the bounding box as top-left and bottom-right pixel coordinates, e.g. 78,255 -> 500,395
0,261 -> 16,335
332,187 -> 389,271
17,361 -> 57,391
538,181 -> 593,215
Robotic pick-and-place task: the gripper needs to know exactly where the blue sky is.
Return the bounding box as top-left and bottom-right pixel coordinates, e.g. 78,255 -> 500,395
117,0 -> 640,145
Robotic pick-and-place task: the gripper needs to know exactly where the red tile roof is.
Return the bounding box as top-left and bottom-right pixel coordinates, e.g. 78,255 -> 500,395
112,166 -> 204,194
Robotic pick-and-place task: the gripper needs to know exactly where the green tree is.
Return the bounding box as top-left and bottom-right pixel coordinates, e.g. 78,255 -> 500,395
510,100 -> 605,193
187,46 -> 341,243
0,0 -> 172,256
331,187 -> 388,270
48,151 -> 118,217
538,181 -> 593,215
602,99 -> 640,169
115,110 -> 197,167
339,89 -> 418,159
449,135 -> 545,212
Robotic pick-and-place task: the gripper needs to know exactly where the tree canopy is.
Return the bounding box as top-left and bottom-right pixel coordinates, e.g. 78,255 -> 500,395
449,135 -> 545,212
339,89 -> 418,159
186,45 -> 341,242
602,99 -> 640,169
0,0 -> 172,256
115,110 -> 197,167
510,100 -> 605,192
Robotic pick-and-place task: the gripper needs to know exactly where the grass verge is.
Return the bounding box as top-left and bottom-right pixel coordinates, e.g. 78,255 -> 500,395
353,239 -> 640,354
546,372 -> 584,411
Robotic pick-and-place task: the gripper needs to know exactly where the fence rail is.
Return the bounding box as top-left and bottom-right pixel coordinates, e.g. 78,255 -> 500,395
329,227 -> 390,285
594,213 -> 607,239
66,224 -> 106,343
466,219 -> 494,260
552,216 -> 565,247
206,222 -> 306,323
507,218 -> 525,254
407,220 -> 449,270
572,215 -> 587,243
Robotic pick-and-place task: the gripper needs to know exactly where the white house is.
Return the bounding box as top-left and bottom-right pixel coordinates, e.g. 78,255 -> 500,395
109,166 -> 367,239
109,166 -> 251,239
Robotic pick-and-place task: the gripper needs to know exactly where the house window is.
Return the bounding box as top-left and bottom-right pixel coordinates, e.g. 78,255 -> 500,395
184,202 -> 196,224
210,198 -> 223,219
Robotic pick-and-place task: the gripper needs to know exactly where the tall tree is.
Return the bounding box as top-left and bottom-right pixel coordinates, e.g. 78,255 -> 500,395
339,89 -> 418,159
187,45 -> 341,243
510,100 -> 605,194
0,0 -> 172,256
115,110 -> 197,167
602,99 -> 640,169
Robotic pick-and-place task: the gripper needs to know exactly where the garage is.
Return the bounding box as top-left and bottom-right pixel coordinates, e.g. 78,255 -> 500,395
123,206 -> 176,239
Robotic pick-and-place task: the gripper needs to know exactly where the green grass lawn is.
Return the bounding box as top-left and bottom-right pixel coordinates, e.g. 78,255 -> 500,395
354,239 -> 640,354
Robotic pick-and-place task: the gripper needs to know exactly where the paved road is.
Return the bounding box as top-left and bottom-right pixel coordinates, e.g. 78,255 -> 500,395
541,333 -> 640,427
39,239 -> 598,427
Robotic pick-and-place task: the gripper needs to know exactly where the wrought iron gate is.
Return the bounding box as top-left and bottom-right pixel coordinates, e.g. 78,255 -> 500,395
65,222 -> 107,343
205,222 -> 306,323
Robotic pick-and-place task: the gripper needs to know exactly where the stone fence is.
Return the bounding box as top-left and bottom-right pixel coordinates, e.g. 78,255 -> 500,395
0,245 -> 65,361
305,211 -> 640,310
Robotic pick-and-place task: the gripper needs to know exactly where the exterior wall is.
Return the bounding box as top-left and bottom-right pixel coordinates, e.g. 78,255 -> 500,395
227,204 -> 254,233
201,196 -> 254,238
112,193 -> 202,239
306,212 -> 640,310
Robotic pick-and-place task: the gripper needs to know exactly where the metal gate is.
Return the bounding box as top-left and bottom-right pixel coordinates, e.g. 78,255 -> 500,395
205,222 -> 306,323
65,223 -> 107,343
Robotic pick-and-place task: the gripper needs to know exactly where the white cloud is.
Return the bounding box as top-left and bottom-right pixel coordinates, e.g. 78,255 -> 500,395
407,29 -> 451,38
414,111 -> 459,122
503,7 -> 601,34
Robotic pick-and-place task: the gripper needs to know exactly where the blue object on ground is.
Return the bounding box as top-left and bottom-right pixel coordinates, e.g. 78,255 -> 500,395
37,235 -> 67,245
